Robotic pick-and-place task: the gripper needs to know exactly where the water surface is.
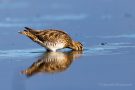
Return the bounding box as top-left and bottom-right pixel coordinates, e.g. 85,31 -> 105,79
0,0 -> 135,90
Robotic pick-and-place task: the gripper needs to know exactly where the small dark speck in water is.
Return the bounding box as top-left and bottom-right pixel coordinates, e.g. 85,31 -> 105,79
101,42 -> 108,45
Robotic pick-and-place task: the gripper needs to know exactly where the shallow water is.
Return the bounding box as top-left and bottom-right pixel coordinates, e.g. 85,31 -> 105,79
0,0 -> 135,90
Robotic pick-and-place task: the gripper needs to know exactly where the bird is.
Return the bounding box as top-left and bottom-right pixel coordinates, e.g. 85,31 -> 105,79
19,27 -> 83,52
21,50 -> 83,76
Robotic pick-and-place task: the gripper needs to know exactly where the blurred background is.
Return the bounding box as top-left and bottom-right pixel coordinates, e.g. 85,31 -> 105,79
0,0 -> 135,50
0,0 -> 135,90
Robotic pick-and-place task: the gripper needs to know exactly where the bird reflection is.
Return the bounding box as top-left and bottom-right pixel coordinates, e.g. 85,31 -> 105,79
22,50 -> 83,77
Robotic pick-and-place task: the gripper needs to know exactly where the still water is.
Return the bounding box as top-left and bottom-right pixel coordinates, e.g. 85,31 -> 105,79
0,0 -> 135,90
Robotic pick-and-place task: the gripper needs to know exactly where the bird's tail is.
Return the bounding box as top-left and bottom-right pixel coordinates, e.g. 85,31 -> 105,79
24,27 -> 33,30
24,27 -> 40,34
19,27 -> 38,41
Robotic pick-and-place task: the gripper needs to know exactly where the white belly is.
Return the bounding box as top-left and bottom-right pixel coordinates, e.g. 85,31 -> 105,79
44,41 -> 65,52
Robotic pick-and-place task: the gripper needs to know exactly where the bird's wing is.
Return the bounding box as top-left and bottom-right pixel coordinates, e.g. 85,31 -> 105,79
35,30 -> 73,43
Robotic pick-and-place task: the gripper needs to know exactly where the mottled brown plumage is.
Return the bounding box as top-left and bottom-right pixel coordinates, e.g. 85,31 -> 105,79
19,27 -> 83,51
21,51 -> 83,76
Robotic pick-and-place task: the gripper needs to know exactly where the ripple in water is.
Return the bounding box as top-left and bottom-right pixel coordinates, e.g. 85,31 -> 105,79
0,42 -> 135,59
97,34 -> 135,39
0,48 -> 44,58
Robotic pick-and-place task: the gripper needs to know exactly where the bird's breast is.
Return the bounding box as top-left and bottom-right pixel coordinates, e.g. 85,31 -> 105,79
43,41 -> 65,51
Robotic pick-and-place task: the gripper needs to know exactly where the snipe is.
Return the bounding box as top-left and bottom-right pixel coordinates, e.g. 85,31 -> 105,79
19,27 -> 83,52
